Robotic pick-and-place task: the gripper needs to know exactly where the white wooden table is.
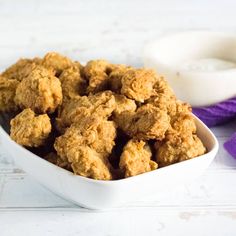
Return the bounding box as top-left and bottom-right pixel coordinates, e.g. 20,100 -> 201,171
1,0 -> 236,235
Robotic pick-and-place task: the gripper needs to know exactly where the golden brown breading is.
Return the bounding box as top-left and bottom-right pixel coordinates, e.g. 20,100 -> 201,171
0,76 -> 19,112
69,146 -> 112,180
108,64 -> 131,93
147,77 -> 176,115
54,116 -> 116,180
42,52 -> 73,76
113,94 -> 137,115
168,101 -> 196,136
119,139 -> 157,177
15,65 -> 62,113
59,65 -> 87,99
114,104 -> 170,140
55,116 -> 117,160
1,58 -> 42,81
84,60 -> 112,93
155,134 -> 206,167
56,91 -> 116,132
121,69 -> 157,102
10,108 -> 51,147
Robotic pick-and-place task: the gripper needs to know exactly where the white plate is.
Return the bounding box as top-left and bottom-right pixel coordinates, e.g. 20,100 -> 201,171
0,115 -> 218,209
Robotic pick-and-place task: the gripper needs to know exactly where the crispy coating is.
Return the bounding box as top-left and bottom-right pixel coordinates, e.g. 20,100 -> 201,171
59,65 -> 87,99
121,69 -> 157,102
69,146 -> 112,180
168,101 -> 196,136
147,77 -> 177,116
84,60 -> 112,93
0,76 -> 19,112
10,108 -> 51,147
1,58 -> 42,81
42,52 -> 73,76
120,140 -> 158,177
15,65 -> 62,113
115,104 -> 170,140
108,64 -> 131,93
55,116 -> 117,160
113,94 -> 137,115
54,116 -> 116,180
56,91 -> 116,132
155,134 -> 206,167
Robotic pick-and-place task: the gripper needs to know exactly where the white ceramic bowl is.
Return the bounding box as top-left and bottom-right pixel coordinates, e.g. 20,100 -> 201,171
0,115 -> 218,209
144,31 -> 236,106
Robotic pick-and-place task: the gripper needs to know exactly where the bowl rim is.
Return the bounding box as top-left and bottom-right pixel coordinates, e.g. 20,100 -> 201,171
143,30 -> 236,76
0,114 -> 219,185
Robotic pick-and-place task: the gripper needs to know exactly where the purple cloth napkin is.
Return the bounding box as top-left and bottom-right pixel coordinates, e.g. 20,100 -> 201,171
192,97 -> 236,158
192,97 -> 236,127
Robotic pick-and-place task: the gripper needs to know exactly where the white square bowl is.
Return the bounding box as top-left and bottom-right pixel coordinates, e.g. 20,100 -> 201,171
0,115 -> 218,209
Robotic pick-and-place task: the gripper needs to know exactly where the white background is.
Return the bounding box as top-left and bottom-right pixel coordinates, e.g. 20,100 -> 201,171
1,0 -> 236,235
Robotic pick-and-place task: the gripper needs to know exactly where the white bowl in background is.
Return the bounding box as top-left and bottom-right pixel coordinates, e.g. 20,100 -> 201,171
0,115 -> 218,209
144,31 -> 236,107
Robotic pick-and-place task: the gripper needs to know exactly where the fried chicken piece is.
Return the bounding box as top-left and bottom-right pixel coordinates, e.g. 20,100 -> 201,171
1,58 -> 42,81
44,152 -> 71,171
56,91 -> 116,132
168,101 -> 196,136
108,64 -> 132,93
121,69 -> 157,102
15,65 -> 62,113
113,94 -> 136,115
120,139 -> 157,177
10,108 -> 51,147
55,116 -> 117,159
69,146 -> 112,180
59,65 -> 87,99
84,60 -> 112,93
54,116 -> 116,180
42,52 -> 73,76
0,76 -> 19,112
114,104 -> 170,140
155,134 -> 206,167
147,76 -> 177,116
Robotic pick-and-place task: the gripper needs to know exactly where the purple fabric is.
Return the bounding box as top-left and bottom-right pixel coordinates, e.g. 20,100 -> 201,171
192,97 -> 236,127
224,133 -> 236,159
192,97 -> 236,158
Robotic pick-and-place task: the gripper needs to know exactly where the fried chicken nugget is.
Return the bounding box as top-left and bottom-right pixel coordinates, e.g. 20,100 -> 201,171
10,108 -> 51,147
55,116 -> 117,159
54,116 -> 116,180
113,94 -> 137,115
120,139 -> 157,177
59,65 -> 87,99
147,77 -> 177,116
69,146 -> 112,180
42,52 -> 73,76
0,76 -> 19,112
84,59 -> 112,93
15,65 -> 62,113
1,58 -> 42,81
168,101 -> 196,136
56,91 -> 116,132
121,69 -> 157,102
155,134 -> 206,167
108,64 -> 131,93
114,104 -> 170,140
